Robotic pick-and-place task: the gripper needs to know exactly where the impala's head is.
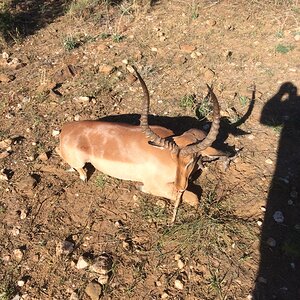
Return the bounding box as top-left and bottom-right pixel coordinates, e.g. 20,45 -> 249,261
133,67 -> 220,191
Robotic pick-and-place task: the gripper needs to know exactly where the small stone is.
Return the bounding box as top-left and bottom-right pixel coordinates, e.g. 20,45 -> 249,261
174,253 -> 181,261
97,44 -> 108,51
294,34 -> 300,41
190,52 -> 197,59
273,211 -> 284,223
90,254 -> 112,275
122,59 -> 128,65
0,138 -> 12,148
52,129 -> 60,136
2,52 -> 9,59
74,96 -> 90,104
0,73 -> 15,83
85,281 -> 102,300
122,240 -> 130,250
69,291 -> 79,300
99,65 -> 115,75
155,280 -> 162,287
161,292 -> 169,299
257,220 -> 263,226
247,134 -> 255,140
203,68 -> 215,82
56,240 -> 75,256
17,176 -> 37,191
247,295 -> 253,300
74,115 -> 80,121
2,255 -> 10,262
20,210 -> 27,219
180,44 -> 196,53
76,256 -> 89,269
13,249 -> 23,262
11,227 -> 20,236
97,274 -> 109,285
11,295 -> 21,300
177,259 -> 185,269
0,169 -> 8,181
0,151 -> 10,159
125,73 -> 137,84
151,47 -> 158,52
260,206 -> 266,212
126,65 -> 135,73
206,19 -> 217,26
265,158 -> 273,165
17,280 -> 25,287
174,279 -> 184,290
156,199 -> 166,209
266,237 -> 276,247
258,276 -> 267,284
38,152 -> 49,161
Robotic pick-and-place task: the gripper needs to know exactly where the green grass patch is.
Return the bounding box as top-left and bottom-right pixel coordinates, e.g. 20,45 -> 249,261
275,43 -> 295,54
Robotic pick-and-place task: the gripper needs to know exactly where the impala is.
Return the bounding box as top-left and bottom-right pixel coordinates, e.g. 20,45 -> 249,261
57,67 -> 222,223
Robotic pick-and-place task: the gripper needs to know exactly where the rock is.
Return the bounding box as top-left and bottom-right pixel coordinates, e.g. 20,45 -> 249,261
257,220 -> 263,226
180,44 -> 196,53
76,255 -> 89,269
174,279 -> 184,290
69,291 -> 79,300
20,209 -> 27,220
8,58 -> 26,70
126,65 -> 135,74
90,253 -> 112,275
52,65 -> 77,83
0,138 -> 12,148
273,211 -> 284,223
190,52 -> 197,59
99,64 -> 115,75
206,19 -> 217,26
294,34 -> 300,41
156,199 -> 166,209
173,55 -> 187,65
174,253 -> 181,261
97,44 -> 108,51
56,240 -> 75,256
266,237 -> 276,247
73,96 -> 91,104
38,152 -> 49,161
13,249 -> 24,262
161,292 -> 169,299
97,274 -> 109,285
125,73 -> 137,84
151,47 -> 158,52
85,281 -> 102,300
0,151 -> 10,159
52,129 -> 60,136
177,258 -> 185,269
2,52 -> 9,59
122,59 -> 128,65
17,280 -> 25,287
0,169 -> 8,181
17,176 -> 37,191
0,73 -> 15,83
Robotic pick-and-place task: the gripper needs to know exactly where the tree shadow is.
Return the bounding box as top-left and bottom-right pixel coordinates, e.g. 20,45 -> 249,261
253,82 -> 300,299
0,0 -> 126,43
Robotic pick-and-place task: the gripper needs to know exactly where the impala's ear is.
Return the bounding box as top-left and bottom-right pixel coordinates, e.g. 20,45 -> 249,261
148,141 -> 165,149
201,147 -> 228,157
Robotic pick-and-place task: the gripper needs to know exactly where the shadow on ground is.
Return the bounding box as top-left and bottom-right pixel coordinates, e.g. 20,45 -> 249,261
253,82 -> 300,299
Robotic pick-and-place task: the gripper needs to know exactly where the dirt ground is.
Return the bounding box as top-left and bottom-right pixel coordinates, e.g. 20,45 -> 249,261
1,0 -> 300,299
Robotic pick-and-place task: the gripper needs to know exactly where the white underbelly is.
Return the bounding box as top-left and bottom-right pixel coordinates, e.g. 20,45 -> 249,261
90,157 -> 175,183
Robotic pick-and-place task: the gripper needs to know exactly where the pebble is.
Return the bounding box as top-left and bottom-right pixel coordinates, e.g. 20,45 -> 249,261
97,274 -> 109,285
52,129 -> 60,136
203,68 -> 215,82
17,176 -> 37,191
174,279 -> 184,290
126,65 -> 135,74
177,259 -> 185,269
69,291 -> 79,300
13,249 -> 24,262
125,73 -> 137,84
190,52 -> 197,59
99,64 -> 115,75
56,240 -> 75,256
174,253 -> 181,261
0,138 -> 12,148
161,292 -> 169,299
273,211 -> 284,223
265,158 -> 273,165
156,199 -> 166,208
90,253 -> 112,275
73,96 -> 90,104
38,152 -> 49,161
74,115 -> 80,121
257,220 -> 263,226
0,73 -> 15,83
260,206 -> 266,212
0,151 -> 10,159
294,34 -> 300,41
0,169 -> 8,181
85,281 -> 102,300
122,59 -> 128,65
266,237 -> 276,247
76,256 -> 89,269
17,280 -> 25,287
180,44 -> 196,53
151,47 -> 158,52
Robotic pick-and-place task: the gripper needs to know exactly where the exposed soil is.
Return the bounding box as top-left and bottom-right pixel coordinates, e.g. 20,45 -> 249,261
1,1 -> 300,299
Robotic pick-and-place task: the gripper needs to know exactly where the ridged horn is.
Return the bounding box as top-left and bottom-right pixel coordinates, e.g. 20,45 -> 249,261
180,85 -> 220,156
133,66 -> 179,153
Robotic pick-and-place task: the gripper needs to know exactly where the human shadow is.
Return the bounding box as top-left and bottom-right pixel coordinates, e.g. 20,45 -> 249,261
253,82 -> 300,299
